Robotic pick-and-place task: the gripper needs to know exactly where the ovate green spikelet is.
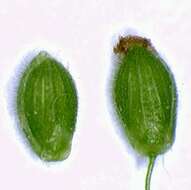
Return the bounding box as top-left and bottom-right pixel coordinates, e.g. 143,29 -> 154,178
17,51 -> 78,161
112,36 -> 177,189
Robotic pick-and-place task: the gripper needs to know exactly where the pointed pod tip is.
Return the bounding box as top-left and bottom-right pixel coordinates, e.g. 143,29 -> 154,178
113,35 -> 153,55
40,147 -> 71,162
37,51 -> 52,59
32,51 -> 54,66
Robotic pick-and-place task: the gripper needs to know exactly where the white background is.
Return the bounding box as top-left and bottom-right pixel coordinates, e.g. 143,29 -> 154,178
0,0 -> 191,189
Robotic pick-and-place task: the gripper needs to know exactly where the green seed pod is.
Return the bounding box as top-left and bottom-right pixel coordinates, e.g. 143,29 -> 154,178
17,51 -> 78,161
112,36 -> 177,189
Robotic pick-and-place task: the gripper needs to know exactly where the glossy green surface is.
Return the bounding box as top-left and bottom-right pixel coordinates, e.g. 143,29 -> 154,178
112,36 -> 177,189
17,52 -> 78,161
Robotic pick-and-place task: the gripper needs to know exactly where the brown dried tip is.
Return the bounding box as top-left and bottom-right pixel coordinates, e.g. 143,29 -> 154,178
114,35 -> 152,54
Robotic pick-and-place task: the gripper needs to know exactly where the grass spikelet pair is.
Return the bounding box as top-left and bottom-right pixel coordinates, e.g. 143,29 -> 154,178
16,35 -> 177,190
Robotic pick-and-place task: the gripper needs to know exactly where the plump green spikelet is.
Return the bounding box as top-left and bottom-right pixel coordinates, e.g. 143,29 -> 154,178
17,51 -> 78,161
112,36 -> 177,189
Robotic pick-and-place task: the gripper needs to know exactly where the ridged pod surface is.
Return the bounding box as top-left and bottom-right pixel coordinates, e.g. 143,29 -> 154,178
112,36 -> 177,189
17,52 -> 78,161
